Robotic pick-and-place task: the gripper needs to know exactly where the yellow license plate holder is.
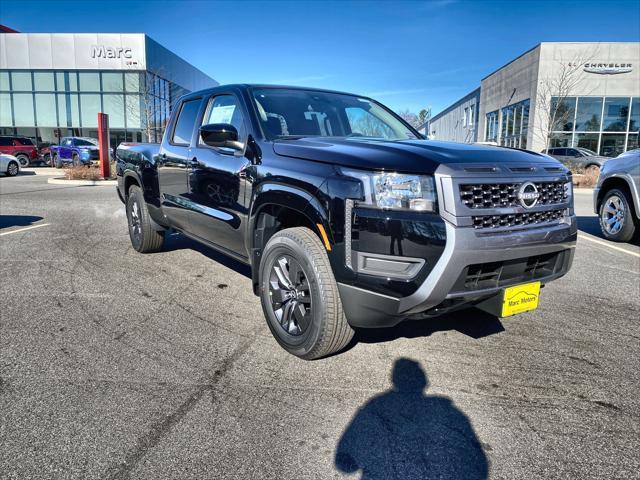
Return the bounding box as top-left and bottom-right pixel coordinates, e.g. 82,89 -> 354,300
501,281 -> 541,317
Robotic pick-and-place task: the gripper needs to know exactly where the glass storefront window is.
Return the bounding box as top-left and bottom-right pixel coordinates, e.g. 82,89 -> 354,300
575,97 -> 602,131
79,72 -> 100,92
13,93 -> 35,126
103,94 -> 125,128
628,97 -> 639,132
35,93 -> 57,126
125,95 -> 141,128
68,72 -> 78,92
57,94 -> 68,127
34,72 -> 55,91
549,133 -> 572,148
55,72 -> 66,91
627,132 -> 638,151
80,93 -> 101,127
125,72 -> 140,93
102,72 -> 123,92
0,71 -> 10,91
574,133 -> 599,153
11,72 -> 32,91
603,97 -> 630,132
0,93 -> 12,125
70,94 -> 80,127
600,134 -> 626,157
550,96 -> 575,131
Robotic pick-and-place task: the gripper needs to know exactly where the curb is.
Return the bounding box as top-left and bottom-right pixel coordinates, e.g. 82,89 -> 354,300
47,177 -> 117,186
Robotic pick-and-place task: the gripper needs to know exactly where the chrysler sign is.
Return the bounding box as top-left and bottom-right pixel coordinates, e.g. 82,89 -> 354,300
583,62 -> 633,75
91,45 -> 133,59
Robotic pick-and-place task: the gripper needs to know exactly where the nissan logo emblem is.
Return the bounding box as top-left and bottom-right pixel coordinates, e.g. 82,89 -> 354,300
518,182 -> 540,209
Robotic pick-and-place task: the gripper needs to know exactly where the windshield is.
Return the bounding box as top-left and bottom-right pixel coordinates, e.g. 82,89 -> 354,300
75,138 -> 97,146
577,148 -> 597,156
251,88 -> 418,141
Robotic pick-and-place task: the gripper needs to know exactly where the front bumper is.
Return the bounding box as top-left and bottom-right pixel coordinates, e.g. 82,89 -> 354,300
339,218 -> 577,328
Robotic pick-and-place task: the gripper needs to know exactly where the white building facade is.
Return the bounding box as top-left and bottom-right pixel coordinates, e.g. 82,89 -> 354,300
0,33 -> 218,146
431,42 -> 640,157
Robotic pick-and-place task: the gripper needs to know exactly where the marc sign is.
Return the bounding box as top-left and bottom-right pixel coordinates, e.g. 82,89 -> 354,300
583,62 -> 633,75
90,45 -> 133,59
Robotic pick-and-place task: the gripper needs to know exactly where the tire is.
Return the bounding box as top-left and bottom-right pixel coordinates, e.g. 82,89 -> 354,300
16,154 -> 29,168
126,185 -> 164,253
599,188 -> 636,242
43,153 -> 51,166
6,161 -> 19,177
72,154 -> 80,167
53,154 -> 62,169
259,227 -> 354,360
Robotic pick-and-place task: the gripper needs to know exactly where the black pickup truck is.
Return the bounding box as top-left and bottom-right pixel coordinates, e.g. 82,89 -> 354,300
116,85 -> 577,359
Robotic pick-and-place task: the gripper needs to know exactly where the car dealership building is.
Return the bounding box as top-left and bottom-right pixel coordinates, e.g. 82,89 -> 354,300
428,42 -> 640,157
0,32 -> 218,147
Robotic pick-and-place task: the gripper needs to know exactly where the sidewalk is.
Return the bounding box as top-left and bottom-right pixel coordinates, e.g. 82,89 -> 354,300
21,167 -> 61,176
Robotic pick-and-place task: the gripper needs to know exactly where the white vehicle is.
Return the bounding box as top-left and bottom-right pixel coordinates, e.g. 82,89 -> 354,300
0,154 -> 20,177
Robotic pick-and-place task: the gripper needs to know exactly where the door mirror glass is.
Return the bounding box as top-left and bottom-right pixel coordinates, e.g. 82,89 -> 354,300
200,123 -> 242,150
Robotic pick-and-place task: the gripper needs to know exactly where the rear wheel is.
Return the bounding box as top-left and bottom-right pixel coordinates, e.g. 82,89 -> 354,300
126,185 -> 164,253
43,153 -> 51,166
599,188 -> 636,242
259,227 -> 354,360
16,154 -> 29,168
6,161 -> 19,177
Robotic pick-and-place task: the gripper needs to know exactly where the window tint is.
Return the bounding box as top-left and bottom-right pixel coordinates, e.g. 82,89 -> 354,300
0,137 -> 12,146
17,138 -> 34,146
172,99 -> 202,145
554,148 -> 566,155
202,95 -> 246,140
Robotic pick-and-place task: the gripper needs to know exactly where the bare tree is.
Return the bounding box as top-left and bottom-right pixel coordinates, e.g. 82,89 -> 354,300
397,109 -> 421,128
533,51 -> 596,151
105,69 -> 169,143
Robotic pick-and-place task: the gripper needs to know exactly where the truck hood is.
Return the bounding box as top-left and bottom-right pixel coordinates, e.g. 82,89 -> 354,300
272,137 -> 558,174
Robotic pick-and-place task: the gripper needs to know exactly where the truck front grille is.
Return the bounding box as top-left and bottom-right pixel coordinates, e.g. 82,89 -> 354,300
460,181 -> 567,209
472,209 -> 565,229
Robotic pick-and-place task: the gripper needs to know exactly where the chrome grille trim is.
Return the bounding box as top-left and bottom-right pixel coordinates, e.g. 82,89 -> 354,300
472,209 -> 566,229
460,181 -> 567,209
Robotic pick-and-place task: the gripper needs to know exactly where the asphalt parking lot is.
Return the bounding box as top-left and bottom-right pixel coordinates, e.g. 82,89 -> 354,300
1,172 -> 639,480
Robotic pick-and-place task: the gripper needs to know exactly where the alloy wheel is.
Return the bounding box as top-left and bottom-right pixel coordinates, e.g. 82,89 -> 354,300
602,195 -> 625,235
17,156 -> 29,167
129,199 -> 142,243
268,255 -> 312,336
7,162 -> 18,176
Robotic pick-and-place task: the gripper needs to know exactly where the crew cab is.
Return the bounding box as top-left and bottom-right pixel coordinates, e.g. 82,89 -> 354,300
50,137 -> 100,168
116,85 -> 577,359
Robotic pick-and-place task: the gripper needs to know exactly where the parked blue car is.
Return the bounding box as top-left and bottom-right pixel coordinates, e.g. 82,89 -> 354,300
50,137 -> 100,168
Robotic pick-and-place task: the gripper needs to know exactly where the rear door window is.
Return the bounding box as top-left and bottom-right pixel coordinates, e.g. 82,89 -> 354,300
172,98 -> 202,146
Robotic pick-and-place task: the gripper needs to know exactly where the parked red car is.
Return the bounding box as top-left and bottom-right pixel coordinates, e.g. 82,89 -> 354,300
0,136 -> 39,167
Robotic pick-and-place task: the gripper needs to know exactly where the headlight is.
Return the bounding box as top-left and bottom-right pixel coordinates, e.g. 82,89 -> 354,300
341,168 -> 437,212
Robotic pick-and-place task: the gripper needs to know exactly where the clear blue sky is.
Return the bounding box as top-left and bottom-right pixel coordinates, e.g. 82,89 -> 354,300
2,0 -> 639,115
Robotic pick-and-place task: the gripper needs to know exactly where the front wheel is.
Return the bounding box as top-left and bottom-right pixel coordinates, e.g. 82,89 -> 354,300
259,227 -> 354,360
53,154 -> 62,169
72,154 -> 80,167
126,185 -> 164,253
6,161 -> 19,177
599,188 -> 636,242
16,154 -> 29,168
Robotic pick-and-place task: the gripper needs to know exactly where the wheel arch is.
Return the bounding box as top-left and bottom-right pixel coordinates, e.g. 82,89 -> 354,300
248,184 -> 333,293
598,175 -> 639,219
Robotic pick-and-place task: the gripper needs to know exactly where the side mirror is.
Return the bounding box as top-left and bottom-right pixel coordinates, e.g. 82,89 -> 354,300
200,123 -> 243,150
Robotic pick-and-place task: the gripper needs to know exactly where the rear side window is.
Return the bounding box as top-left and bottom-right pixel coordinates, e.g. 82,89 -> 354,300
172,98 -> 202,145
17,138 -> 35,146
0,137 -> 11,146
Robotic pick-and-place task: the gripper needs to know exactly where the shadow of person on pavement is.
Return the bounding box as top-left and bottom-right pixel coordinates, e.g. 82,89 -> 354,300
335,358 -> 488,480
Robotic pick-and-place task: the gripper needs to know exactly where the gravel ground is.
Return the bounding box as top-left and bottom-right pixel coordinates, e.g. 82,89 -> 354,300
1,174 -> 638,480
